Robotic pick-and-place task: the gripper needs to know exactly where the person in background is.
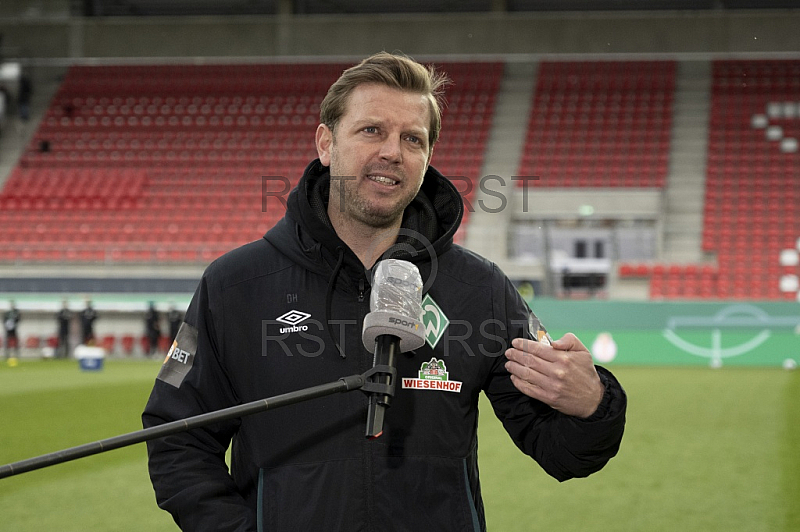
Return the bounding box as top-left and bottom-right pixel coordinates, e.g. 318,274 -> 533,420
17,72 -> 32,122
56,300 -> 73,359
167,303 -> 184,342
0,86 -> 7,134
3,300 -> 20,359
80,300 -> 97,346
145,302 -> 161,357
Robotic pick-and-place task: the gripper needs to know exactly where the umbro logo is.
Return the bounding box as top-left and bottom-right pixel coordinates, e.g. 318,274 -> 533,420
276,310 -> 311,333
276,310 -> 311,326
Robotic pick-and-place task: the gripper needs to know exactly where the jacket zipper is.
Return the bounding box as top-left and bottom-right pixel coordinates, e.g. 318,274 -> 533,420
357,274 -> 374,530
358,278 -> 366,303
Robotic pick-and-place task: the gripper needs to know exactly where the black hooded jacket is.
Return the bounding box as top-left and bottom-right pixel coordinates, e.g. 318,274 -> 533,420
142,160 -> 626,532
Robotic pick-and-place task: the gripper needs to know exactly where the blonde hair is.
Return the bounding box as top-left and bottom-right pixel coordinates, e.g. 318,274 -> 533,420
320,52 -> 449,148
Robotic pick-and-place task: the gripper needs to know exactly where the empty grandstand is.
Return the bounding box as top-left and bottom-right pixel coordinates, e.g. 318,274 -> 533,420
0,61 -> 501,264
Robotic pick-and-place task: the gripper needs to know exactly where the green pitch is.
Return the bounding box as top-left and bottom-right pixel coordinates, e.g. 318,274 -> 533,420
0,360 -> 797,531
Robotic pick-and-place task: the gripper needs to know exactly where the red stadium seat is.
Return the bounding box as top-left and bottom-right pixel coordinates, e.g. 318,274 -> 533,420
120,335 -> 135,355
100,335 -> 116,354
25,336 -> 41,349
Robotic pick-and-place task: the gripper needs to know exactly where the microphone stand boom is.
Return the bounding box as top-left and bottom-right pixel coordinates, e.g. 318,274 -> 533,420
0,371 -> 390,480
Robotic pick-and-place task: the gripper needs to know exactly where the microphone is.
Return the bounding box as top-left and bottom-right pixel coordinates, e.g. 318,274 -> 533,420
361,259 -> 425,439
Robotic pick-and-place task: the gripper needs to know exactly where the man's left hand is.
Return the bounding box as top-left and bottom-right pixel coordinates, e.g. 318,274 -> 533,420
505,333 -> 604,418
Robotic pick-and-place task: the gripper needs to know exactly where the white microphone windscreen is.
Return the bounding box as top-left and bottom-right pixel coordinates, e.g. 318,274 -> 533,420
370,259 -> 423,320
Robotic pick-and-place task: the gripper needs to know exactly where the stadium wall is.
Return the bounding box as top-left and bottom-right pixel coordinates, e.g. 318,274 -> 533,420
1,10 -> 800,60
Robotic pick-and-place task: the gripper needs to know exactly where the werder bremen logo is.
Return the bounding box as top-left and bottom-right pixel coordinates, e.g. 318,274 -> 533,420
421,293 -> 449,348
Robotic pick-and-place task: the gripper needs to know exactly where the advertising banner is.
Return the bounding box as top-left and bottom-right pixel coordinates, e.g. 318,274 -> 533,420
527,299 -> 800,368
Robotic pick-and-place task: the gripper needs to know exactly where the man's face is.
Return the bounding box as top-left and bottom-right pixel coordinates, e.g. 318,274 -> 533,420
316,83 -> 432,230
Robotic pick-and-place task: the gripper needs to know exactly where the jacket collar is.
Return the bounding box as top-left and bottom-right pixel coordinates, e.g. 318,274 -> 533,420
265,158 -> 463,281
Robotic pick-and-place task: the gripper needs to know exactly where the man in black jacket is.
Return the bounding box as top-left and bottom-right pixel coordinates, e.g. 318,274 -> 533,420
3,300 -> 21,359
142,52 -> 626,532
56,300 -> 73,359
144,302 -> 161,357
80,300 -> 97,346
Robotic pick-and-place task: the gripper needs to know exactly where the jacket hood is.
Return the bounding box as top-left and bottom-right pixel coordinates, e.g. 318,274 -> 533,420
264,158 -> 464,281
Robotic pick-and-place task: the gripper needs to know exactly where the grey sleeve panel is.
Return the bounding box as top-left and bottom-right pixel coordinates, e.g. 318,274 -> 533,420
156,322 -> 198,388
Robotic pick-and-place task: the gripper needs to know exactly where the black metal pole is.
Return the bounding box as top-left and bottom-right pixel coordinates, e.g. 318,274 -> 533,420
0,373 -> 365,480
365,335 -> 399,439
